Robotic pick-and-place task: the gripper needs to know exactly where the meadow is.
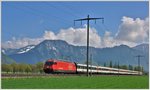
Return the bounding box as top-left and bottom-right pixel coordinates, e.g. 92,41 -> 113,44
2,75 -> 149,89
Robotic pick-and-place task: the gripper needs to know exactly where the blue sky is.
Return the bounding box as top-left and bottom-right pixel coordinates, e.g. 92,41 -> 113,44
2,1 -> 149,48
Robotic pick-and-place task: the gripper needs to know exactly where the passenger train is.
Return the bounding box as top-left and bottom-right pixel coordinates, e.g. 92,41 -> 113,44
43,59 -> 142,75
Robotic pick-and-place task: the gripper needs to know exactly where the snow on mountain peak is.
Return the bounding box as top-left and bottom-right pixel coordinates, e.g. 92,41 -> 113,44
51,46 -> 56,51
2,50 -> 5,54
17,46 -> 35,54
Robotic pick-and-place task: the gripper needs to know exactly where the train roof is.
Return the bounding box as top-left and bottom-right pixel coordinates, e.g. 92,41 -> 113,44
46,59 -> 74,63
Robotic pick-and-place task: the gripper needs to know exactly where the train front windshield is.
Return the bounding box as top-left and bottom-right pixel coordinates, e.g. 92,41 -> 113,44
45,62 -> 54,66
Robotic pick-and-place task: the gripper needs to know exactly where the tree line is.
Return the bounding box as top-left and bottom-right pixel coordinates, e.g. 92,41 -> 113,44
2,62 -> 44,74
2,61 -> 146,74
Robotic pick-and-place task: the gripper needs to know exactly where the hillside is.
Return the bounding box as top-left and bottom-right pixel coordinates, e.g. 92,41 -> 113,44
1,53 -> 16,64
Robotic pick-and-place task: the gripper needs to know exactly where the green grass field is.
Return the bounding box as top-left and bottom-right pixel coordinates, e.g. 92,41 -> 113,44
2,76 -> 149,89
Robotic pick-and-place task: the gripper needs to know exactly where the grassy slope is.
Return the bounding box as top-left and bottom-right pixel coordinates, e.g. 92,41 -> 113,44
2,53 -> 16,64
2,76 -> 149,89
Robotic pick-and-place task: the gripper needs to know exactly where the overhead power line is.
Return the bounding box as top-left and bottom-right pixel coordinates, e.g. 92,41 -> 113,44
22,4 -> 71,24
11,3 -> 73,28
58,3 -> 81,18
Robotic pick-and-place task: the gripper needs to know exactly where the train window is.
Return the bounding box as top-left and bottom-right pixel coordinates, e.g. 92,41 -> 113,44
91,67 -> 96,70
54,62 -> 57,65
78,66 -> 83,69
82,66 -> 84,69
45,62 -> 54,66
89,67 -> 98,70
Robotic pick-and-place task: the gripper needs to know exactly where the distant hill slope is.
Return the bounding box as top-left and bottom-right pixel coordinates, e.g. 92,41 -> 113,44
133,43 -> 149,53
1,53 -> 16,64
2,40 -> 149,71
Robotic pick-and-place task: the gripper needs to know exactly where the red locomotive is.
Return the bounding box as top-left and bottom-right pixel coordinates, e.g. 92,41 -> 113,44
43,59 -> 76,73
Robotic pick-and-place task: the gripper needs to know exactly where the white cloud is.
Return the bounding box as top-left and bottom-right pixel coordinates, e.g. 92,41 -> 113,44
43,31 -> 57,40
2,16 -> 149,49
93,16 -> 149,48
2,25 -> 101,48
101,31 -> 115,47
116,16 -> 149,44
57,27 -> 101,47
43,26 -> 101,47
2,37 -> 43,49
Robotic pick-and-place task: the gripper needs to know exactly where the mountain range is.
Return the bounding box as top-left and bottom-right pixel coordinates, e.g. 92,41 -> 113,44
1,40 -> 149,71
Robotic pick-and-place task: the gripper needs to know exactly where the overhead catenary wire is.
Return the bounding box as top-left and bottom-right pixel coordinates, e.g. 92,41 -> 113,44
57,3 -> 81,19
95,23 -> 107,34
21,3 -> 72,25
10,4 -> 60,29
42,2 -> 84,28
6,4 -> 56,36
11,3 -> 77,31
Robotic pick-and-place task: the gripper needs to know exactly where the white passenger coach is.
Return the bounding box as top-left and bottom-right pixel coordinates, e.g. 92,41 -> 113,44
76,63 -> 142,75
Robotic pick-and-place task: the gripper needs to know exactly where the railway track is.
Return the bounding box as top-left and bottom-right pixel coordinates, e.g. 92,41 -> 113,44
2,73 -> 138,78
1,73 -> 85,78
